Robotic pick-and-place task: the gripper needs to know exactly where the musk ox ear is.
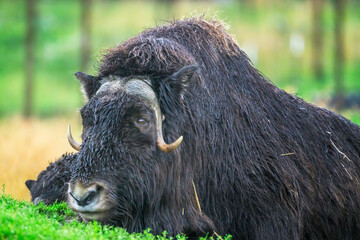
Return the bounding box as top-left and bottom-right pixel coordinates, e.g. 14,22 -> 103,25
25,180 -> 35,190
158,65 -> 199,113
74,72 -> 101,100
160,65 -> 199,107
169,65 -> 199,94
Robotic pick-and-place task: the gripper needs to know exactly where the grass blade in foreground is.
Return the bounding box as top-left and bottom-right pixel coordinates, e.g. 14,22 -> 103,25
0,189 -> 229,240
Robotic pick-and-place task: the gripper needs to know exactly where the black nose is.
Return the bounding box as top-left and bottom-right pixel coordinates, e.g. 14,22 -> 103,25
69,182 -> 103,207
69,190 -> 98,207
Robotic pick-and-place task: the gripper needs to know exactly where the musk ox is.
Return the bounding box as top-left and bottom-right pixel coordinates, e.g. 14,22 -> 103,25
26,153 -> 75,205
26,18 -> 360,239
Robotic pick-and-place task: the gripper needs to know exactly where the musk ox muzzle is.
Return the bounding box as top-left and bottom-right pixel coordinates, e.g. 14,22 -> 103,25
68,181 -> 111,222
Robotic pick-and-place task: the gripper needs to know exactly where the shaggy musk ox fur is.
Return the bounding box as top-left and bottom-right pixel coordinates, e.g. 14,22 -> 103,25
26,153 -> 75,205
27,18 -> 360,239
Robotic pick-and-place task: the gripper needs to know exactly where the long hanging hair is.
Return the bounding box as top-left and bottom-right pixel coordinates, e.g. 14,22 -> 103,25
94,17 -> 360,239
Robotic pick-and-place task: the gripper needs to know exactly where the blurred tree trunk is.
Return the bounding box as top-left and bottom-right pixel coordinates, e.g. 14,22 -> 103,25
333,0 -> 346,110
24,0 -> 37,118
156,0 -> 177,19
311,0 -> 324,81
80,0 -> 92,72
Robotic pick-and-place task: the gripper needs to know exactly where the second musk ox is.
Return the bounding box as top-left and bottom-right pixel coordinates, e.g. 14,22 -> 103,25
26,18 -> 360,239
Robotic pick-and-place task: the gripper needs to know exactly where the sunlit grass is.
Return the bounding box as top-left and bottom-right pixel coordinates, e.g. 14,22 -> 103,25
0,110 -> 358,202
0,116 -> 81,200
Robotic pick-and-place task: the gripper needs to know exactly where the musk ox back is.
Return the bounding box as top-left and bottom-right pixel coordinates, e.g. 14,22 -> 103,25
27,18 -> 360,239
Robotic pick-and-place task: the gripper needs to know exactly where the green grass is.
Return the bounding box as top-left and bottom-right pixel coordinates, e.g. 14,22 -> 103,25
0,188 -> 229,240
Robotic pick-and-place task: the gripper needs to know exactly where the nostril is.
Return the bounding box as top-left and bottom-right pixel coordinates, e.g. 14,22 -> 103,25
83,190 -> 97,206
69,190 -> 99,207
96,185 -> 104,192
69,191 -> 81,204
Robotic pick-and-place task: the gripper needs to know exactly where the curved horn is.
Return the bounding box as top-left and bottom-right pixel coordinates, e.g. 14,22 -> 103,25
67,125 -> 81,151
122,79 -> 183,153
157,130 -> 183,153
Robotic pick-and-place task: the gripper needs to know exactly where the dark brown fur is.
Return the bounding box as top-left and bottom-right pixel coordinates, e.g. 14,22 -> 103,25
96,18 -> 360,239
28,18 -> 360,239
26,153 -> 75,205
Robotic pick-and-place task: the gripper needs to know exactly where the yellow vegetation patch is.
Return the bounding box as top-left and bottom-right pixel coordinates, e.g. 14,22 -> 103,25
0,116 -> 81,201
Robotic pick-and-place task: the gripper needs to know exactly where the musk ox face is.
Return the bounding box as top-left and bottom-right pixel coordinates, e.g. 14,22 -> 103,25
67,66 -> 197,226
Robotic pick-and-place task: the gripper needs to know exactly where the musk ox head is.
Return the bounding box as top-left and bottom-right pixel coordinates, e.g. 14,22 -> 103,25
67,66 -> 199,228
26,153 -> 74,205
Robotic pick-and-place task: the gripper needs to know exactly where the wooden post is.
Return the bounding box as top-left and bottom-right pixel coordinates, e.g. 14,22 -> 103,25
311,0 -> 324,81
334,0 -> 346,110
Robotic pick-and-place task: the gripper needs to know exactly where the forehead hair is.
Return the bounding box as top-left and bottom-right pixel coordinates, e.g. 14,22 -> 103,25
94,75 -> 164,129
96,75 -> 157,108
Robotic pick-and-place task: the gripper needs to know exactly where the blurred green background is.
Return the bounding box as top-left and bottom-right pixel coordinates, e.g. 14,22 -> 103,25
0,0 -> 359,124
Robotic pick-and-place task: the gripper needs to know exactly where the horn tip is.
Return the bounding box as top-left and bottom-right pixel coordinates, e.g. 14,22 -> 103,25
67,124 -> 71,136
166,135 -> 183,153
67,124 -> 81,151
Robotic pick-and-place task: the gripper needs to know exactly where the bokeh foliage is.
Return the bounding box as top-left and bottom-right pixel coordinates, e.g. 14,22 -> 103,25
0,0 -> 359,122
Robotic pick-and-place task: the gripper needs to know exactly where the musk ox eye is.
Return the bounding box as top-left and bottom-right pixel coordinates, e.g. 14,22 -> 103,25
136,118 -> 148,127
